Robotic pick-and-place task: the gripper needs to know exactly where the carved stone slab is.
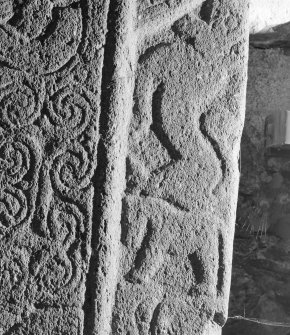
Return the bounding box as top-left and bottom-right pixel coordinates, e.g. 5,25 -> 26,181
0,0 -> 249,334
0,1 -> 107,333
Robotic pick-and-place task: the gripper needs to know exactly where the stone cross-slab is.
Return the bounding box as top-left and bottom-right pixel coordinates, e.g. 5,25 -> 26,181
0,0 -> 249,334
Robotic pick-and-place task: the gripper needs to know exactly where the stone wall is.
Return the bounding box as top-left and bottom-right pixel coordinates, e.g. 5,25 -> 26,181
249,0 -> 290,33
0,1 -> 248,334
224,26 -> 290,335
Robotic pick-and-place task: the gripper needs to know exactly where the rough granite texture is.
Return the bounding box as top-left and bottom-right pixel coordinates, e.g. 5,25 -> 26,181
0,0 -> 248,334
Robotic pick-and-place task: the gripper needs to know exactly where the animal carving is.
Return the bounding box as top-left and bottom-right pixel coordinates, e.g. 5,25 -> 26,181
0,0 -> 82,74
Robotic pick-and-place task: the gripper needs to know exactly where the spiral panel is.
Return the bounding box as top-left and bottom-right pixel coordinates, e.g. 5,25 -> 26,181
0,0 -> 105,333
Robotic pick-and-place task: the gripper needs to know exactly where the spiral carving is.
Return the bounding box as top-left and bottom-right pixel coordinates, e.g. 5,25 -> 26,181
32,250 -> 73,294
47,200 -> 84,247
30,200 -> 84,302
46,88 -> 92,139
0,135 -> 40,229
0,186 -> 27,228
51,142 -> 94,195
0,0 -> 98,331
0,80 -> 44,129
0,138 -> 31,185
0,247 -> 29,304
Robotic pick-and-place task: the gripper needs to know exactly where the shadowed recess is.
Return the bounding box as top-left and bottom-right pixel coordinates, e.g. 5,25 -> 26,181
133,219 -> 154,270
150,82 -> 182,162
199,112 -> 226,181
125,219 -> 154,283
199,0 -> 215,24
149,303 -> 162,335
188,251 -> 205,284
217,233 -> 225,294
82,0 -> 119,333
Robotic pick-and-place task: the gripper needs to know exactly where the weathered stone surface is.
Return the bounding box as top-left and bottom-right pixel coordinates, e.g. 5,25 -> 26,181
0,1 -> 107,333
107,1 -> 249,334
0,0 -> 249,334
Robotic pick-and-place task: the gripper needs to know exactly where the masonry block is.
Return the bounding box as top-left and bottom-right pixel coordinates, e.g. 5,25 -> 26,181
0,0 -> 248,334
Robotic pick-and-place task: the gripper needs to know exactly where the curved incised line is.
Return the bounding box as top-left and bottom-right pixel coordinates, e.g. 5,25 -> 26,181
137,0 -> 206,40
199,112 -> 227,192
150,82 -> 182,163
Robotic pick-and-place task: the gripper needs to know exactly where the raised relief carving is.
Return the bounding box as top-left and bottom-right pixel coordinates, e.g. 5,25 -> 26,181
0,76 -> 44,129
0,135 -> 41,231
0,0 -> 100,333
111,1 -> 247,332
0,0 -> 82,74
30,200 -> 85,304
45,87 -> 93,139
130,42 -> 222,209
0,0 -> 247,333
